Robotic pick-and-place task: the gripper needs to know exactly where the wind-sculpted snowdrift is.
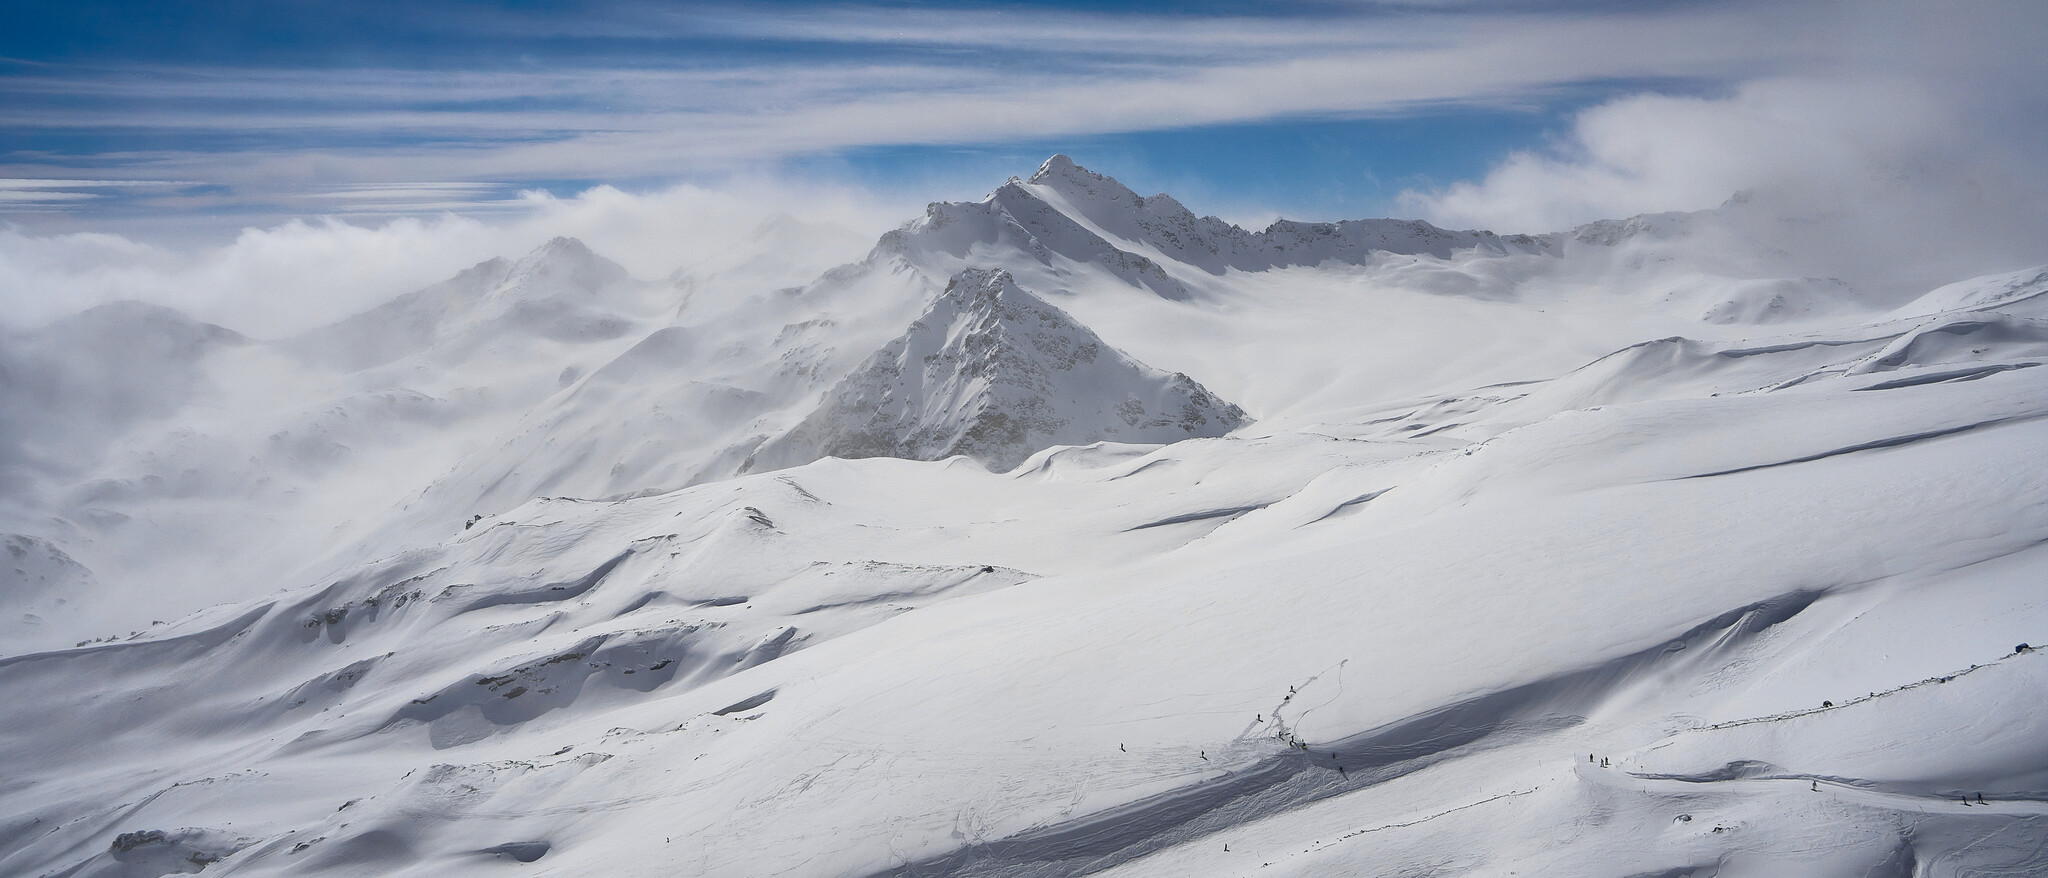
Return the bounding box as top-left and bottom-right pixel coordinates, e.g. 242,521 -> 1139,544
3,158 -> 2047,878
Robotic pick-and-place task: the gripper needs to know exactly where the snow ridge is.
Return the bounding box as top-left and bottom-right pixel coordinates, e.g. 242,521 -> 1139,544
1026,153 -> 1553,270
287,236 -> 638,372
880,174 -> 1195,300
878,155 -> 1552,300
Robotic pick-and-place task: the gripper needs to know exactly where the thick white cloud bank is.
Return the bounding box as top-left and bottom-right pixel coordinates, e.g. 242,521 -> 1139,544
0,182 -> 894,336
12,63 -> 2046,335
10,4 -> 2047,330
1400,5 -> 2048,294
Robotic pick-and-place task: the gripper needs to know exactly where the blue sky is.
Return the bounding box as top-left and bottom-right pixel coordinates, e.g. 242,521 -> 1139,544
2,1 -> 2044,240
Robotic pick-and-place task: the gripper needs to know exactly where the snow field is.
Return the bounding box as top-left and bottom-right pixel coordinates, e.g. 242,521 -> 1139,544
4,157 -> 2047,876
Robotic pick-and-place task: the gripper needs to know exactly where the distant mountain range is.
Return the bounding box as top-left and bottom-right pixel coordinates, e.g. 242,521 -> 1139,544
5,157 -> 2046,878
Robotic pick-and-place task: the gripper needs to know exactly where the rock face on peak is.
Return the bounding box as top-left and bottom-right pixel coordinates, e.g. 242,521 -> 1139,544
1246,218 -> 1550,264
1568,211 -> 1701,248
1023,154 -> 1256,277
747,268 -> 1247,473
1029,154 -> 1554,268
877,155 -> 1552,298
880,176 -> 1195,300
1027,153 -> 1096,186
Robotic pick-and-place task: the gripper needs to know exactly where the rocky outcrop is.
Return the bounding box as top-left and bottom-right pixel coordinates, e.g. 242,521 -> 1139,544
748,268 -> 1247,472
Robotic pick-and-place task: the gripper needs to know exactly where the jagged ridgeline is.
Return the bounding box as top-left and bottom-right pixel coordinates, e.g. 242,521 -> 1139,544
879,154 -> 1551,302
747,268 -> 1247,473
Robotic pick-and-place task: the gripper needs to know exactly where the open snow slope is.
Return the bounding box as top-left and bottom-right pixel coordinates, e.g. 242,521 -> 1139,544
4,157 -> 2047,878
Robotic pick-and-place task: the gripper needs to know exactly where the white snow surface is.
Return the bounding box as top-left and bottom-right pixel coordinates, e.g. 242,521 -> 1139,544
4,157 -> 2047,878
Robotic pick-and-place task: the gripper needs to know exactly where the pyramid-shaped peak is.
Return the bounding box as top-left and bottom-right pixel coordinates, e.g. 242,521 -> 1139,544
747,269 -> 1247,473
1029,154 -> 1086,182
507,235 -> 630,291
516,236 -> 598,268
1027,155 -> 1139,200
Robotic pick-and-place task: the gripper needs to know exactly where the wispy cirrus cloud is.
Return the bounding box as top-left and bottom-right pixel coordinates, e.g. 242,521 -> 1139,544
0,177 -> 203,212
0,1 -> 2040,348
0,0 -> 2042,267
0,1 -> 1850,231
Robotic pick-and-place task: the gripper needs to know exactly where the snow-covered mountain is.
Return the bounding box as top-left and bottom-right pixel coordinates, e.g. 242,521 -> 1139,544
0,238 -> 674,649
286,236 -> 640,372
4,157 -> 2048,878
0,301 -> 244,491
881,155 -> 1551,302
748,268 -> 1245,473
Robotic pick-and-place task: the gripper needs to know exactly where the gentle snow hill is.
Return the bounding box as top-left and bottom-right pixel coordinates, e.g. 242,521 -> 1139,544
745,268 -> 1247,473
1353,294 -> 2048,447
1887,265 -> 2048,319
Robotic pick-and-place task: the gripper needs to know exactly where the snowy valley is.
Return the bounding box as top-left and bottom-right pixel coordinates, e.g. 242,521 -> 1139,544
4,156 -> 2048,877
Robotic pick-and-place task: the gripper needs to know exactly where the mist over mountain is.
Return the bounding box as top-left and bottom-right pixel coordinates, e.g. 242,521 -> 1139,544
4,157 -> 2047,878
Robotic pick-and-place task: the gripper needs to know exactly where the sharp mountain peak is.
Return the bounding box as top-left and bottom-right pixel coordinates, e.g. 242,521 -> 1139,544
744,267 -> 1247,474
